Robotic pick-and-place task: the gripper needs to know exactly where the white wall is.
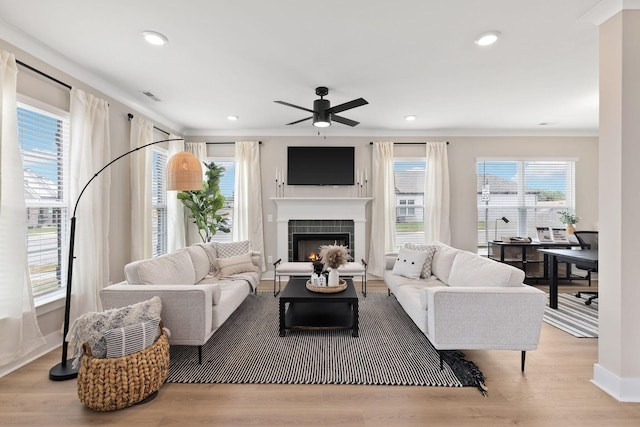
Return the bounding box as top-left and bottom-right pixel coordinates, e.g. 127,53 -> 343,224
194,135 -> 598,266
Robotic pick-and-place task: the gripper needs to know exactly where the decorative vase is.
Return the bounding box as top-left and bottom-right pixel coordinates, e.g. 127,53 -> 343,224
328,269 -> 339,287
566,224 -> 576,234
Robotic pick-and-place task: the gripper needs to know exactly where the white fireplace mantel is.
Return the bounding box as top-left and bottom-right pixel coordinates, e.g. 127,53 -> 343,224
271,197 -> 372,263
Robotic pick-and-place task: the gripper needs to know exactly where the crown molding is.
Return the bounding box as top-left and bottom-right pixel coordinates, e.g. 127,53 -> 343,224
580,0 -> 640,26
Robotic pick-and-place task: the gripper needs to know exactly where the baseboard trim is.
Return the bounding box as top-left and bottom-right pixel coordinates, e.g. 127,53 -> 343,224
592,363 -> 640,402
0,330 -> 62,378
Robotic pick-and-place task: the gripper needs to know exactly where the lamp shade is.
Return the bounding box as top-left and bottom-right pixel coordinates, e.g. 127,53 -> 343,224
166,151 -> 203,191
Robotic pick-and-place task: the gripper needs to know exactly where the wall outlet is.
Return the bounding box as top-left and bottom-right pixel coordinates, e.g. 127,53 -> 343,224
267,214 -> 273,222
267,255 -> 273,263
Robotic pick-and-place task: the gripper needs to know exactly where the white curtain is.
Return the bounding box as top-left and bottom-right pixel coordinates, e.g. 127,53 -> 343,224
129,117 -> 154,260
68,88 -> 110,325
233,141 -> 265,271
184,142 -> 207,245
167,134 -> 186,252
0,50 -> 46,366
424,142 -> 451,244
368,142 -> 396,277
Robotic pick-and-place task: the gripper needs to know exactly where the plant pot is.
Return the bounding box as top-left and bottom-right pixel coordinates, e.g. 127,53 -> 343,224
328,269 -> 340,287
566,224 -> 576,234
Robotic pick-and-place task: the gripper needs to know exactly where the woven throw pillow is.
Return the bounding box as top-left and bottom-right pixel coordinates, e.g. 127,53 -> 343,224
104,318 -> 161,358
216,240 -> 251,258
216,252 -> 257,276
404,243 -> 438,278
392,247 -> 429,280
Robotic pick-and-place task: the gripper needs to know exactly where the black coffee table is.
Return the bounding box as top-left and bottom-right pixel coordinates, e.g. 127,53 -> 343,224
279,277 -> 359,337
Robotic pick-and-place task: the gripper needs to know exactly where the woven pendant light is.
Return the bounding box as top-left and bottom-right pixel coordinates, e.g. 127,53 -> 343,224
167,151 -> 203,191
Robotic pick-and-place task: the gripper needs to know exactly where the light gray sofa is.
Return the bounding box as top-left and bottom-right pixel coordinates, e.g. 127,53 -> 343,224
100,241 -> 261,363
384,242 -> 546,371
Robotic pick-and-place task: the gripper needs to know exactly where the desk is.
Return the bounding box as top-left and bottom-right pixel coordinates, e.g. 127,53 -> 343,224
537,249 -> 598,309
488,241 -> 581,281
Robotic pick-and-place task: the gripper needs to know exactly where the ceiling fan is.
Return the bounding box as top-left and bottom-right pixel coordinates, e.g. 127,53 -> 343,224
275,86 -> 368,127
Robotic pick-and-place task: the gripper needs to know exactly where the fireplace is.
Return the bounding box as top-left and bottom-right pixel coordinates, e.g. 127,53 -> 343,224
272,197 -> 371,265
292,233 -> 351,262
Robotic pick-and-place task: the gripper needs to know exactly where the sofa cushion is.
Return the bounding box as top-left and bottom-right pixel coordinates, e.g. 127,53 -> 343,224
185,245 -> 210,282
404,243 -> 438,278
104,318 -> 161,358
217,252 -> 258,276
392,247 -> 430,280
216,240 -> 251,258
448,251 -> 524,287
431,243 -> 459,284
125,250 -> 196,285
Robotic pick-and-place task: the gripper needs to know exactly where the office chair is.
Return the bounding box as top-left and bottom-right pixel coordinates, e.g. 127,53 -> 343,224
574,231 -> 598,305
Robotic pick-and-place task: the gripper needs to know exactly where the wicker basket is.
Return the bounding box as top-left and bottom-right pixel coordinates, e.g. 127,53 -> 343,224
77,326 -> 170,411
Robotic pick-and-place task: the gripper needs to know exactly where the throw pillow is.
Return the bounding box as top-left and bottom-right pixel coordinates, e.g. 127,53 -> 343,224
216,252 -> 258,276
392,247 -> 430,280
197,242 -> 218,276
104,318 -> 161,358
216,240 -> 251,258
404,243 -> 438,278
65,296 -> 162,368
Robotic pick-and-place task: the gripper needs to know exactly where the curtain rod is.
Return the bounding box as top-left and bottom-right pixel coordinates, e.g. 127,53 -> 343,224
205,141 -> 262,145
127,113 -> 170,136
369,141 -> 449,145
16,59 -> 72,90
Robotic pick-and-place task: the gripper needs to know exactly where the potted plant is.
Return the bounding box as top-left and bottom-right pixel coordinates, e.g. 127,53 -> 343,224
318,244 -> 351,286
558,210 -> 580,234
177,161 -> 230,242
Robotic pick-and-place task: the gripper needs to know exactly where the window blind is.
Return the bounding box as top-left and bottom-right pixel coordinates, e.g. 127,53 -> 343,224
152,149 -> 168,257
477,160 -> 576,249
18,104 -> 69,297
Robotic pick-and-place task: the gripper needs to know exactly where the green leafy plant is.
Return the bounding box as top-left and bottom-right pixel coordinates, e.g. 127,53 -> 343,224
558,210 -> 580,225
177,161 -> 230,242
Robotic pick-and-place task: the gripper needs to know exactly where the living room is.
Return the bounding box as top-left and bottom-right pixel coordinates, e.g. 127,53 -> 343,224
1,1 -> 640,425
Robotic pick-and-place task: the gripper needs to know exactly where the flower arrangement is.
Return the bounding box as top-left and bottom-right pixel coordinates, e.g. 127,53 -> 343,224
318,244 -> 351,269
558,210 -> 580,225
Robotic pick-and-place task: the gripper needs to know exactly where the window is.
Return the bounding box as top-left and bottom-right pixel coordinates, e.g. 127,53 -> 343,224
477,159 -> 576,253
151,149 -> 167,257
18,102 -> 69,298
207,158 -> 235,243
394,159 -> 425,248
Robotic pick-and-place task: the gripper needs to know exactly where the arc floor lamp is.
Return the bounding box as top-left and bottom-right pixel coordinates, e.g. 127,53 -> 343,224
49,138 -> 203,381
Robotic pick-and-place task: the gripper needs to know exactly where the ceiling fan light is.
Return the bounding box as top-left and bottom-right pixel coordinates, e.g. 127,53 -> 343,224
313,110 -> 331,128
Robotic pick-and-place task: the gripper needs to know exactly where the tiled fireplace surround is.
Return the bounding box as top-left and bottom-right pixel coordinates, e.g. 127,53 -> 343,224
272,198 -> 371,264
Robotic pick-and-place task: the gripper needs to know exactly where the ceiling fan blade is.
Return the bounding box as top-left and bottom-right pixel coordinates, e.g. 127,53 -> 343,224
286,116 -> 313,125
331,114 -> 359,127
274,100 -> 315,113
327,98 -> 368,114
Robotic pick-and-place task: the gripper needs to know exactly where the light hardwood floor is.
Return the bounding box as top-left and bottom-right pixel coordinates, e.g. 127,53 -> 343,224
2,279 -> 639,427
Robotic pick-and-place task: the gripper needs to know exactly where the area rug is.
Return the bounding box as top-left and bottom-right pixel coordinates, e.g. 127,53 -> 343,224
167,293 -> 486,392
543,293 -> 598,338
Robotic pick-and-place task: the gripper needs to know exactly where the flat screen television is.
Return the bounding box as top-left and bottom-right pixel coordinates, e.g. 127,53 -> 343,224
287,146 -> 355,186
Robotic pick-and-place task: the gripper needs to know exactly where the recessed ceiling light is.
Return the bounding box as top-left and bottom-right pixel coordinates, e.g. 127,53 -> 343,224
142,31 -> 168,46
227,115 -> 239,121
474,31 -> 500,46
405,115 -> 417,121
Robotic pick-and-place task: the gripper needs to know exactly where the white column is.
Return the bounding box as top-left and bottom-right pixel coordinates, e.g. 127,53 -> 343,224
587,4 -> 640,402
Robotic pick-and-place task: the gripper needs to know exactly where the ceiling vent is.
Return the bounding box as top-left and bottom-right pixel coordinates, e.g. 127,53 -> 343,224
141,91 -> 161,102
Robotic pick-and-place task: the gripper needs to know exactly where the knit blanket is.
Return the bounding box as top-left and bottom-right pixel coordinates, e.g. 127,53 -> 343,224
65,296 -> 162,368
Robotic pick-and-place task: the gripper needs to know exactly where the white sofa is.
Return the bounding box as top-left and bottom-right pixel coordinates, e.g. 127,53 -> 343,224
100,241 -> 261,363
384,242 -> 546,371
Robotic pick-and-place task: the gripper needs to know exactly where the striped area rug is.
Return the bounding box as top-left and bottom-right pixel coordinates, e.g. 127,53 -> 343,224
543,293 -> 598,338
166,293 -> 485,390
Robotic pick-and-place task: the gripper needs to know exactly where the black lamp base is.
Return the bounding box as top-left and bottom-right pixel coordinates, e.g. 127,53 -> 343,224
49,360 -> 78,381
